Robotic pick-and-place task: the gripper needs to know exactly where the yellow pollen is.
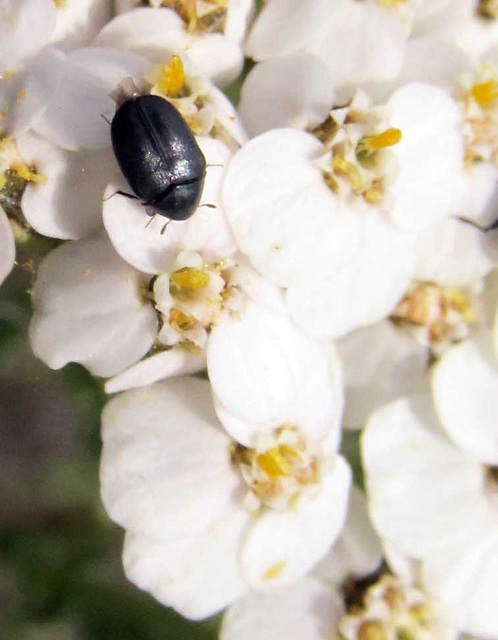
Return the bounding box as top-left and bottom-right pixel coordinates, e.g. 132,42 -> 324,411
170,267 -> 209,289
169,307 -> 196,330
17,90 -> 26,101
381,0 -> 409,6
54,0 -> 69,8
358,621 -> 386,640
157,55 -> 185,97
262,561 -> 286,581
471,79 -> 498,107
15,165 -> 48,185
359,128 -> 402,153
0,174 -> 6,190
256,445 -> 301,479
450,290 -> 476,323
332,153 -> 363,191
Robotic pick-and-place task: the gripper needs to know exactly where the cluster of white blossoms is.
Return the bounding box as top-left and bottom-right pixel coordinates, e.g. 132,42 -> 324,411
2,0 -> 498,637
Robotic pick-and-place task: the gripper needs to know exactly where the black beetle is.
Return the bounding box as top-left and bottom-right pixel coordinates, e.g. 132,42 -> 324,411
110,94 -> 207,221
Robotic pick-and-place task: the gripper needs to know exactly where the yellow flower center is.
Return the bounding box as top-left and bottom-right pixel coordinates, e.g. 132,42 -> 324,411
390,282 -> 477,355
339,576 -> 438,640
170,267 -> 210,291
231,427 -> 322,512
14,164 -> 48,186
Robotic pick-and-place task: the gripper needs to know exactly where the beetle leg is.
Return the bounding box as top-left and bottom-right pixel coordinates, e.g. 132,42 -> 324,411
456,215 -> 498,232
144,214 -> 156,230
103,190 -> 140,202
161,220 -> 171,235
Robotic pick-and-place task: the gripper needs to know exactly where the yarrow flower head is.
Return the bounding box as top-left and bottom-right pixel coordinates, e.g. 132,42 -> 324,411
100,326 -> 350,617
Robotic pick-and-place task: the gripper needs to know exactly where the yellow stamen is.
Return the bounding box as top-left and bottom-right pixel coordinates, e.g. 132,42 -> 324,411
170,267 -> 209,290
358,621 -> 386,640
0,174 -> 6,190
256,445 -> 301,480
15,165 -> 47,185
381,0 -> 409,6
449,289 -> 476,324
359,128 -> 402,153
332,153 -> 363,192
157,55 -> 185,97
471,79 -> 498,107
169,307 -> 196,330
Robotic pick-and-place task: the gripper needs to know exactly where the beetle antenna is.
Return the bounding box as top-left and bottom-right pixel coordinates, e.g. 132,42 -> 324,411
144,215 -> 156,230
199,203 -> 217,209
206,163 -> 224,168
101,114 -> 112,126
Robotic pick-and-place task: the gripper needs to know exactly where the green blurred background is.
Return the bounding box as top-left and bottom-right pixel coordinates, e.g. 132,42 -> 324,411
0,258 -> 220,640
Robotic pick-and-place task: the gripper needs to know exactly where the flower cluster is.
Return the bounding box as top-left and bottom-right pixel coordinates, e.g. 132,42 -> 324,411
2,0 -> 498,638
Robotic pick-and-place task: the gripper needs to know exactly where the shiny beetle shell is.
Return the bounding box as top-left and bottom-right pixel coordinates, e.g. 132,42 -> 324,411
110,95 -> 207,221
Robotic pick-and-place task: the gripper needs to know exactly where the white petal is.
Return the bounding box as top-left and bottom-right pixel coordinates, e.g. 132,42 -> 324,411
241,457 -> 351,588
314,486 -> 383,585
362,395 -> 491,557
414,217 -> 498,286
224,0 -> 255,46
33,47 -> 149,150
286,215 -> 416,339
51,0 -> 112,50
220,577 -> 343,640
0,206 -> 15,285
104,137 -> 236,274
377,37 -> 475,101
100,377 -> 243,539
0,0 -> 56,73
94,8 -> 188,63
105,348 -> 207,394
222,129 -> 362,287
423,528 -> 498,638
207,301 -> 343,447
338,320 -> 429,430
231,257 -> 287,315
314,1 -> 406,100
238,54 -> 335,136
388,83 -> 465,231
183,33 -> 243,88
29,234 -> 157,377
123,509 -> 248,620
2,48 -> 66,137
245,0 -> 331,61
18,133 -> 121,239
432,334 -> 498,465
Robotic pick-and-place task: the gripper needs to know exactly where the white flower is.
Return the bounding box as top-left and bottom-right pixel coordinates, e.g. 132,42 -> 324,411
100,373 -> 351,619
0,205 -> 15,286
238,53 -> 336,137
93,5 -> 251,87
338,320 -> 429,430
245,0 -> 413,101
104,253 -> 287,394
223,83 -> 465,338
14,132 -> 121,239
362,360 -> 498,637
414,0 -> 498,58
29,234 -> 158,377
